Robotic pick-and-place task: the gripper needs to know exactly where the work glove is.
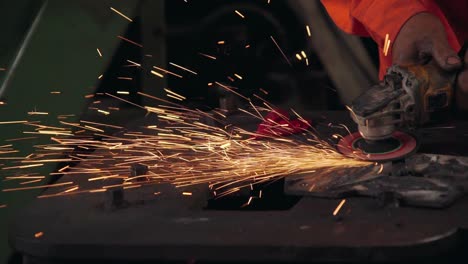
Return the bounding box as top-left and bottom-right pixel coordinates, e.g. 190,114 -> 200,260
392,13 -> 468,110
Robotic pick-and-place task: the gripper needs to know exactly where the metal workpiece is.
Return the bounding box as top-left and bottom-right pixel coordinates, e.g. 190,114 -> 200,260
285,153 -> 468,208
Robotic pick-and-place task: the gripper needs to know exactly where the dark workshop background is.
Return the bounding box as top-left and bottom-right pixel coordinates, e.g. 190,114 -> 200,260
0,0 -> 378,263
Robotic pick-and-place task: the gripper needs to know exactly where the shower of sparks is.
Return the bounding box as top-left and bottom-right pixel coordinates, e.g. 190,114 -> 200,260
34,231 -> 44,238
333,199 -> 346,216
235,10 -> 245,19
0,9 -> 375,202
110,7 -> 133,22
0,89 -> 371,199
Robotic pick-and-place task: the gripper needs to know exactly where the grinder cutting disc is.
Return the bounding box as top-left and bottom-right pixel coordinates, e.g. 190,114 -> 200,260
337,131 -> 418,161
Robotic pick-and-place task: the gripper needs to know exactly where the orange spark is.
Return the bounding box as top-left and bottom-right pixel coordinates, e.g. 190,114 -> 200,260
34,232 -> 44,238
27,111 -> 48,115
333,199 -> 346,216
169,62 -> 198,75
126,60 -> 141,67
198,52 -> 217,60
64,186 -> 79,193
383,33 -> 391,56
235,10 -> 245,18
153,66 -> 183,78
58,165 -> 70,172
270,36 -> 292,66
2,181 -> 73,192
0,120 -> 27,125
5,137 -> 36,142
151,70 -> 164,78
117,36 -> 143,48
234,73 -> 243,80
110,7 -> 133,22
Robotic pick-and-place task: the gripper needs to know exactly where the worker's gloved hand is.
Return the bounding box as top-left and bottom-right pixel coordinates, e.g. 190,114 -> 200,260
392,12 -> 467,110
393,13 -> 461,69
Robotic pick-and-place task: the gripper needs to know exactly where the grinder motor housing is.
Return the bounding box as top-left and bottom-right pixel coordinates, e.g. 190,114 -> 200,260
350,62 -> 454,141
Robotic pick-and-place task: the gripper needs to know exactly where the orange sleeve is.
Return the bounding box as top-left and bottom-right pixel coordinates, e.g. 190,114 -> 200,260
321,0 -> 429,78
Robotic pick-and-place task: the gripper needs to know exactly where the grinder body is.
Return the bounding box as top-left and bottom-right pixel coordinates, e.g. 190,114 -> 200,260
350,62 -> 455,141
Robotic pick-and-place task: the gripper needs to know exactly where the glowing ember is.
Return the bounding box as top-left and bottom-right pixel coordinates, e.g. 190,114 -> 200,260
110,7 -> 133,22
333,199 -> 346,216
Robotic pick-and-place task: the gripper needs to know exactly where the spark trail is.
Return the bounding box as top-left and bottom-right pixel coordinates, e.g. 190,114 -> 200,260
0,5 -> 372,199
0,92 -> 370,198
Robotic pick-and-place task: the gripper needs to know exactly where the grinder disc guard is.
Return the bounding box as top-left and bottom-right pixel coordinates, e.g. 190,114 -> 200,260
337,131 -> 417,161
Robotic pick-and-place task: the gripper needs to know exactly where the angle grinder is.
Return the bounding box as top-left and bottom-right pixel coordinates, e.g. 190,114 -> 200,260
338,44 -> 467,161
